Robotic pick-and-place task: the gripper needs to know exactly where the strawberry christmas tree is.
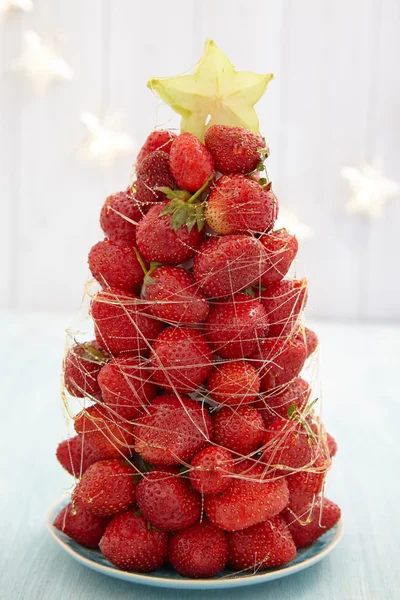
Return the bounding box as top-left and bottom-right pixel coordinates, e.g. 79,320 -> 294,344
53,40 -> 341,579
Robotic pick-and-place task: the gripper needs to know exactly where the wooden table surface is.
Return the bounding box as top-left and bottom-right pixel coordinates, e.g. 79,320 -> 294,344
1,312 -> 399,599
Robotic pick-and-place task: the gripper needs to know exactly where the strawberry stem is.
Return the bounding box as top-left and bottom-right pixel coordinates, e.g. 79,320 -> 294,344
134,248 -> 149,276
187,173 -> 215,205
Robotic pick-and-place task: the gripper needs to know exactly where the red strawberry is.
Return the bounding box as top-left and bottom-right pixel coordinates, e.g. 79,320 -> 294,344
204,125 -> 267,175
190,446 -> 234,494
169,132 -> 215,192
142,265 -> 210,325
88,239 -> 145,292
250,333 -> 307,391
228,515 -> 296,571
98,356 -> 157,420
135,150 -> 175,204
259,229 -> 298,287
56,435 -> 101,478
73,459 -> 136,516
205,175 -> 277,235
213,406 -> 265,456
262,418 -> 315,472
204,460 -> 289,531
305,327 -> 319,357
136,130 -> 177,165
136,469 -> 201,531
63,341 -> 107,399
100,188 -> 145,245
193,235 -> 267,299
204,294 -> 269,359
53,502 -> 110,548
207,360 -> 260,407
287,449 -> 328,512
260,278 -> 308,336
99,512 -> 168,572
74,404 -> 135,460
284,497 -> 341,548
169,520 -> 229,578
253,377 -> 310,427
136,201 -> 204,265
134,395 -> 213,466
91,288 -> 163,357
327,432 -> 338,457
150,327 -> 213,393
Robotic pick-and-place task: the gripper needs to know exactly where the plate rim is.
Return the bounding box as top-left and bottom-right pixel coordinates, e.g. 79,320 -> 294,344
47,495 -> 344,590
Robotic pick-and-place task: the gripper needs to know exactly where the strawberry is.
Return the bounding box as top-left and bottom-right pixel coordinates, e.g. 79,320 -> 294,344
169,132 -> 215,192
190,446 -> 234,494
305,327 -> 319,357
136,129 -> 177,165
99,512 -> 168,571
134,394 -> 213,466
169,520 -> 229,578
150,327 -> 213,393
63,341 -> 107,399
56,434 -> 101,478
53,502 -> 110,548
73,459 -> 136,516
228,515 -> 296,571
100,188 -> 145,245
205,175 -> 277,235
135,150 -> 175,204
98,356 -> 157,420
204,460 -> 289,531
284,497 -> 341,548
193,234 -> 267,298
204,293 -> 269,359
286,449 -> 328,512
206,360 -> 260,406
88,239 -> 145,292
213,406 -> 265,457
136,201 -> 204,265
250,333 -> 307,391
253,377 -> 310,427
142,265 -> 210,325
262,418 -> 315,472
259,229 -> 298,287
91,288 -> 163,357
204,125 -> 267,175
260,278 -> 308,336
136,469 -> 201,531
74,404 -> 135,460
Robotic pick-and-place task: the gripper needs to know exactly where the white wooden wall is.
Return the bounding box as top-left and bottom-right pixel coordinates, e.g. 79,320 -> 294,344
1,0 -> 399,319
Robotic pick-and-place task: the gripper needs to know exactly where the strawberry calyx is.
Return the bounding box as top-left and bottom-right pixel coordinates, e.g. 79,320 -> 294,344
287,399 -> 319,440
73,340 -> 109,365
157,173 -> 215,232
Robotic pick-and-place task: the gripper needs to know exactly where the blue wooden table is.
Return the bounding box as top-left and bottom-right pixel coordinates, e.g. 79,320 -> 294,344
1,312 -> 399,599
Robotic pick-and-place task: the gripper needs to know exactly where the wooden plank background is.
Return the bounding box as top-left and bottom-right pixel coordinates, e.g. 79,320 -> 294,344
0,0 -> 399,319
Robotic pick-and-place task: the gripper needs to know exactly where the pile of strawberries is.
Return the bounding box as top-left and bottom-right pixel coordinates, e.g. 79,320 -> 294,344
54,125 -> 341,579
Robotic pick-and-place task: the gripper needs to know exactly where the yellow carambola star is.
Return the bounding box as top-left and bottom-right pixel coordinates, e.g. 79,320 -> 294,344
147,40 -> 273,141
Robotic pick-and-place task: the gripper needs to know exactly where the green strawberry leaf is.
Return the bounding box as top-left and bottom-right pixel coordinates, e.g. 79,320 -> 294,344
171,203 -> 188,230
160,198 -> 183,216
186,206 -> 198,232
195,204 -> 205,231
75,341 -> 109,365
287,404 -> 296,419
242,286 -> 256,298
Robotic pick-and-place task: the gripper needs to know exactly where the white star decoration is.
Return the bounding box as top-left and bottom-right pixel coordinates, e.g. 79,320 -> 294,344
275,207 -> 313,241
12,31 -> 74,93
80,113 -> 135,162
0,0 -> 33,21
342,164 -> 399,219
